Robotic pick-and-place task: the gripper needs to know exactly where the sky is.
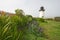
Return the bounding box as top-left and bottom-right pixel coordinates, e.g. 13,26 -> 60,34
0,0 -> 60,18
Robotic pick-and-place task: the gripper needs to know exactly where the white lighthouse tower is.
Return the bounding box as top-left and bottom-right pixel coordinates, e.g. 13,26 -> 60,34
39,6 -> 45,18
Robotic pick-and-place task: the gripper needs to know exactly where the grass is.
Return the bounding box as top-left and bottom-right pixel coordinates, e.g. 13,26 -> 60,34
23,20 -> 60,40
40,20 -> 60,40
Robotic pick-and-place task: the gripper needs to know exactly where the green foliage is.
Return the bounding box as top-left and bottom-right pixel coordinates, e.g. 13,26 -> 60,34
0,14 -> 60,40
15,9 -> 24,16
0,16 -> 11,40
35,18 -> 47,23
0,9 -> 46,40
0,15 -> 32,40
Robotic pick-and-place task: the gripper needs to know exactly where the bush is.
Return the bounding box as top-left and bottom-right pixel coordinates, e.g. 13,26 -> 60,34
0,14 -> 46,40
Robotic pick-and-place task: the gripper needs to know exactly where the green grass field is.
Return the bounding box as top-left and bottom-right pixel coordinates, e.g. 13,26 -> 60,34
40,20 -> 60,40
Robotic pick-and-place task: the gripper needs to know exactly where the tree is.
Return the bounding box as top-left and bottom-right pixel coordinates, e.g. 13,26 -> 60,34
15,9 -> 24,16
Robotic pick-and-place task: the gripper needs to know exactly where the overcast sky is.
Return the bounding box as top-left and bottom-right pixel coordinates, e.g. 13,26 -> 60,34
0,0 -> 60,18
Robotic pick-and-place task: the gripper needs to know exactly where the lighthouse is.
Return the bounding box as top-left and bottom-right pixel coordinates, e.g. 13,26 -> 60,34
39,6 -> 45,18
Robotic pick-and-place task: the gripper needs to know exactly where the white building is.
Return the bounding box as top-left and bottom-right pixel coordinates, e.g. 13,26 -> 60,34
39,6 -> 45,18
